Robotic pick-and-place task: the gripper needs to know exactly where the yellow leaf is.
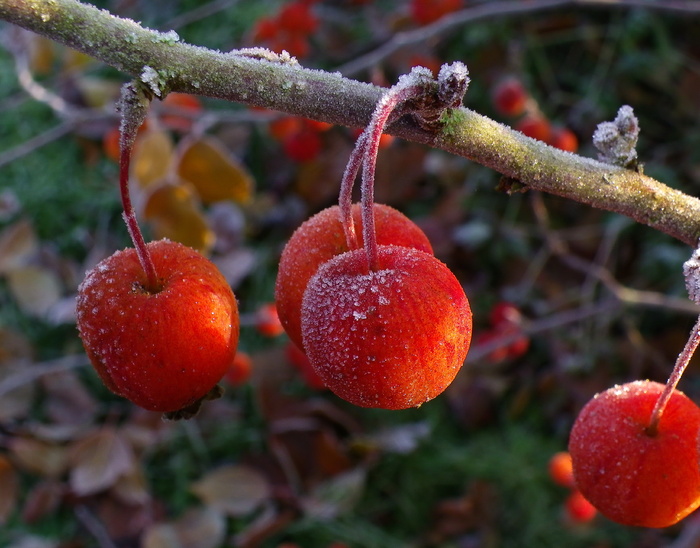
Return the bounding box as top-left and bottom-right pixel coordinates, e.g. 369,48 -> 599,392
143,182 -> 215,254
190,465 -> 270,516
6,265 -> 62,318
131,130 -> 174,189
177,136 -> 253,204
9,437 -> 68,478
0,218 -> 39,275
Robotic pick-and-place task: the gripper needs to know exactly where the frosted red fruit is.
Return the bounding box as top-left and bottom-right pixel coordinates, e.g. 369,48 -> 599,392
301,245 -> 472,409
569,380 -> 700,528
275,204 -> 433,349
76,239 -> 239,413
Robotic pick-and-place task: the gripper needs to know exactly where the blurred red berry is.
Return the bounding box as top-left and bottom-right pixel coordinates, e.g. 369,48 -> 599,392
160,93 -> 203,133
103,126 -> 121,163
269,116 -> 304,141
565,490 -> 597,524
549,126 -> 579,153
272,34 -> 310,58
548,451 -> 575,488
225,351 -> 252,386
304,118 -> 333,133
285,342 -> 326,390
411,0 -> 462,25
278,2 -> 318,34
409,54 -> 442,77
516,115 -> 552,142
489,301 -> 523,327
254,16 -> 279,42
492,78 -> 528,117
283,128 -> 322,162
256,303 -> 285,337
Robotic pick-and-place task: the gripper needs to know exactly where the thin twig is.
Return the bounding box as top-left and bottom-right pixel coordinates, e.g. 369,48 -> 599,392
335,0 -> 700,77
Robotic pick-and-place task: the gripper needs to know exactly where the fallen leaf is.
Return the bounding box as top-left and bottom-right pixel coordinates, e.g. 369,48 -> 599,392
177,136 -> 254,204
111,462 -> 150,505
131,129 -> 174,189
190,464 -> 270,517
69,428 -> 135,496
143,181 -> 215,254
21,480 -> 65,524
41,369 -> 98,426
0,455 -> 19,524
0,356 -> 35,423
302,467 -> 366,520
8,437 -> 68,478
142,507 -> 226,548
0,218 -> 38,274
6,265 -> 63,317
97,496 -> 158,543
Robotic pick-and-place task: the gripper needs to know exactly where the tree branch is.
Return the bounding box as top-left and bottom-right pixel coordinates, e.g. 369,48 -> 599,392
2,0 -> 700,246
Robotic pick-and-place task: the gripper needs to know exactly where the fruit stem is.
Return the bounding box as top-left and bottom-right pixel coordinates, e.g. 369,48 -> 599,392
647,314 -> 700,436
117,82 -> 159,292
338,130 -> 367,251
360,84 -> 422,270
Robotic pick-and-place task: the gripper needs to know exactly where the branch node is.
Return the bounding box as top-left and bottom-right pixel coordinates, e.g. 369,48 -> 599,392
593,105 -> 640,170
683,241 -> 700,305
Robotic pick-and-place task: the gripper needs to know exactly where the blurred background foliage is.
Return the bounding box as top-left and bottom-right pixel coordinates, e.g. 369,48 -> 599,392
1,0 -> 700,547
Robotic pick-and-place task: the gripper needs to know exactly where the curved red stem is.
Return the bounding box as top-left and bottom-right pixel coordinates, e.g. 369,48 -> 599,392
647,314 -> 700,435
119,130 -> 159,292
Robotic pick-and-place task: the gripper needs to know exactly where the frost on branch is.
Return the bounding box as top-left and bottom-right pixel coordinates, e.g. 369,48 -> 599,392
683,241 -> 700,305
593,105 -> 640,168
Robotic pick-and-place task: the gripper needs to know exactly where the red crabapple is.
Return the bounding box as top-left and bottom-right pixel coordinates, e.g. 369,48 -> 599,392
568,380 -> 700,527
516,115 -> 552,142
275,203 -> 433,349
301,245 -> 472,409
492,78 -> 528,117
76,239 -> 239,413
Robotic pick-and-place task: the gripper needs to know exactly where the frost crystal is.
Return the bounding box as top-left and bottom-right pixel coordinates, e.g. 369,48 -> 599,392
593,105 -> 639,167
683,241 -> 700,305
437,61 -> 470,107
140,66 -> 163,97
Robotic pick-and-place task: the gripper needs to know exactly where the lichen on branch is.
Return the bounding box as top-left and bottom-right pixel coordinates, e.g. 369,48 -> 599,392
2,0 -> 700,246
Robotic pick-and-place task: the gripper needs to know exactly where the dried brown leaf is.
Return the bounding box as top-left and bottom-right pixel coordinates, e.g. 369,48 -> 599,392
9,437 -> 68,478
21,480 -> 65,524
131,129 -> 175,189
0,455 -> 19,524
0,218 -> 38,274
190,464 -> 270,517
69,428 -> 135,496
177,136 -> 253,204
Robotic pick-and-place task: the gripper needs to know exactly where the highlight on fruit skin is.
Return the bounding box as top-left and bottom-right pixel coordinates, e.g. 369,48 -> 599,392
568,380 -> 700,528
301,245 -> 472,410
275,203 -> 433,350
76,239 -> 239,413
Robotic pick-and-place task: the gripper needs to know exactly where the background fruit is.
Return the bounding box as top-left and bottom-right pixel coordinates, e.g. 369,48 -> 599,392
301,245 -> 472,409
76,239 -> 239,413
275,203 -> 433,349
568,380 -> 700,527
